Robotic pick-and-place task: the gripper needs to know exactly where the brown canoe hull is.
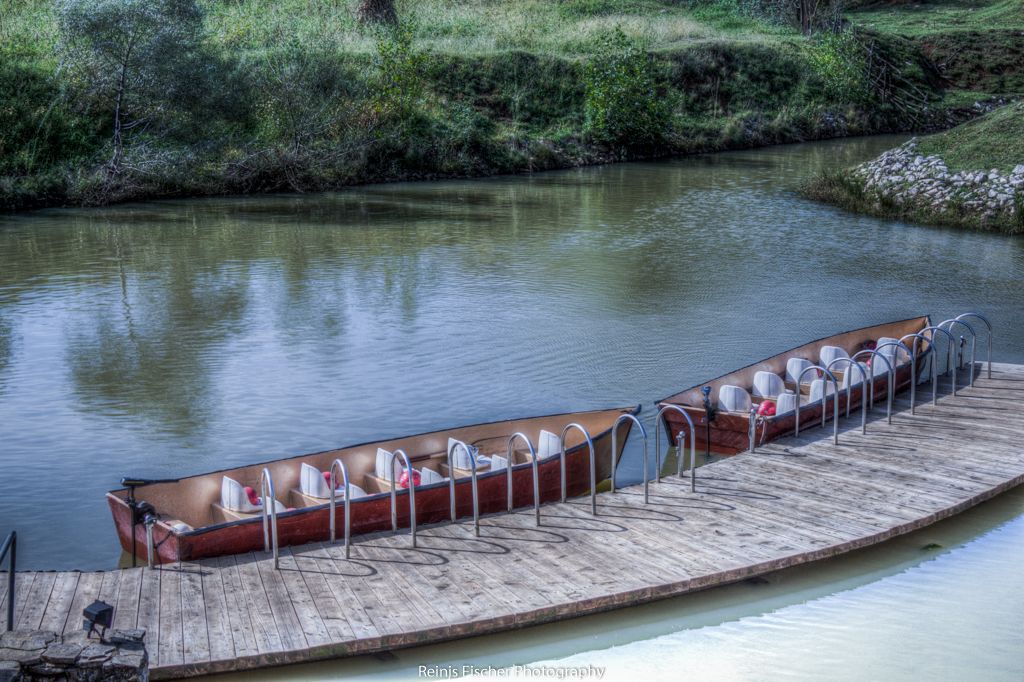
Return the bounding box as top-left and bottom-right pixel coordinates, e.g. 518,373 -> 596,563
108,411 -> 631,564
660,366 -> 914,455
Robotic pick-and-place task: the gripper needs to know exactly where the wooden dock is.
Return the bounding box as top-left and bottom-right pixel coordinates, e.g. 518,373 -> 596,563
3,363 -> 1024,679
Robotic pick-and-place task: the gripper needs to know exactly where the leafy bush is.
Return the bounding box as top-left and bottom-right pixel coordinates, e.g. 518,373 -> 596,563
806,30 -> 872,104
583,29 -> 670,146
372,22 -> 427,130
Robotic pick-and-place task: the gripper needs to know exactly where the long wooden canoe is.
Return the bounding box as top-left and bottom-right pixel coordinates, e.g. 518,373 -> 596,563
107,406 -> 639,564
656,317 -> 932,455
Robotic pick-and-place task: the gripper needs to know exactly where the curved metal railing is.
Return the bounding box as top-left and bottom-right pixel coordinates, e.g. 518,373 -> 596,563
506,432 -> 540,526
260,468 -> 279,569
611,413 -> 648,502
939,318 -> 977,387
795,365 -> 840,443
655,404 -> 697,492
826,357 -> 868,434
956,312 -> 993,379
447,441 -> 480,536
888,335 -> 929,412
850,349 -> 894,423
329,458 -> 353,558
389,449 -> 418,547
559,423 -> 597,515
2,531 -> 15,632
916,327 -> 955,397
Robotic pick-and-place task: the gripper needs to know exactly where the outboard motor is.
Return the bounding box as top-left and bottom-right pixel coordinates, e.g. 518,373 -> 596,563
121,477 -> 176,567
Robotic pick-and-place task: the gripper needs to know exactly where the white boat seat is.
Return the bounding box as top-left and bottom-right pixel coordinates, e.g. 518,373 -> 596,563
841,362 -> 869,389
786,358 -> 817,386
299,462 -> 368,499
808,379 -> 837,403
819,345 -> 850,369
775,391 -> 799,415
490,454 -> 509,471
877,336 -> 910,365
718,385 -> 751,413
419,467 -> 445,484
375,448 -> 403,480
752,371 -> 785,399
221,476 -> 286,514
448,437 -> 490,469
537,429 -> 560,458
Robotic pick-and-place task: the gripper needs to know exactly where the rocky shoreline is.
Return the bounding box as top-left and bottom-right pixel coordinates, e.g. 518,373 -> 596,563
852,140 -> 1023,224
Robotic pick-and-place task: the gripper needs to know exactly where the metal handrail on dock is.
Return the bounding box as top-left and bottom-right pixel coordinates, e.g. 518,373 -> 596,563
506,433 -> 540,525
939,318 -> 977,384
876,339 -> 923,410
850,349 -> 894,422
914,327 -> 955,397
826,357 -> 868,434
559,423 -> 597,515
794,365 -> 840,443
611,414 -> 648,502
260,468 -> 279,569
655,404 -> 696,492
389,449 -> 418,547
2,531 -> 15,632
447,441 -> 480,535
329,458 -> 353,558
956,312 -> 992,379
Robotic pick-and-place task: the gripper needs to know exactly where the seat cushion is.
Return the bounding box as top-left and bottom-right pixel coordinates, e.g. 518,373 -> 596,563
718,385 -> 751,413
752,371 -> 784,398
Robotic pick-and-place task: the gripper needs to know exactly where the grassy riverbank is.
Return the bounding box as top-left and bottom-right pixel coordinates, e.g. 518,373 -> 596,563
0,0 -> 1010,210
805,102 -> 1024,233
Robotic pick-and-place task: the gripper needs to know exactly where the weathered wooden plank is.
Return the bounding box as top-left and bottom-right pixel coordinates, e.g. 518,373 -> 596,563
112,567 -> 142,631
179,563 -> 211,664
232,553 -> 283,654
211,554 -> 258,660
253,552 -> 310,653
38,572 -> 80,634
135,568 -> 162,665
62,571 -> 104,635
15,571 -> 54,631
156,567 -> 184,668
199,557 -> 238,662
274,551 -> 330,649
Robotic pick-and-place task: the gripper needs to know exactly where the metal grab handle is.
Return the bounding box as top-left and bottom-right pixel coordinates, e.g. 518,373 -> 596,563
447,441 -> 480,536
559,423 -> 597,515
956,312 -> 992,379
655,404 -> 696,492
826,357 -> 868,434
506,433 -> 540,526
939,318 -> 977,388
915,327 -> 955,399
329,458 -> 352,558
2,531 -> 16,632
144,515 -> 157,568
389,449 -> 417,547
851,349 -> 894,424
875,339 -> 925,408
260,468 -> 279,569
611,413 -> 648,502
794,365 -> 840,444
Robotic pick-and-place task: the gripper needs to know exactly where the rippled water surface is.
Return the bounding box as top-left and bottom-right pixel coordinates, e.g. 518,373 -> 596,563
2,134 -> 1024,569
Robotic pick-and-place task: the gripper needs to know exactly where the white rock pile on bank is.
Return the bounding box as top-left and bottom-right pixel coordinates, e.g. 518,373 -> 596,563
852,139 -> 1023,223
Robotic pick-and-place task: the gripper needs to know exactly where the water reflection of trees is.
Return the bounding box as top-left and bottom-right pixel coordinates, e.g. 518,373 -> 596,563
0,135 -> 913,433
